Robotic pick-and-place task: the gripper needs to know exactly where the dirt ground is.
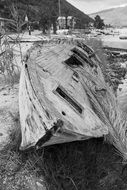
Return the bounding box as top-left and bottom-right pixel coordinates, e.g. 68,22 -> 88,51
0,81 -> 19,150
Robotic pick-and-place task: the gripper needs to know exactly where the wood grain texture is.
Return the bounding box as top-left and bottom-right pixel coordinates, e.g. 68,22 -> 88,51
19,40 -> 108,150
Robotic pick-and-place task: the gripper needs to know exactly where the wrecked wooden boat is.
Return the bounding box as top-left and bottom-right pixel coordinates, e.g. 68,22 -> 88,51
19,39 -> 110,150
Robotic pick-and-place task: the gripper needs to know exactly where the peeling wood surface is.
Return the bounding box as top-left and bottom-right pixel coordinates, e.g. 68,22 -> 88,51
19,40 -> 108,150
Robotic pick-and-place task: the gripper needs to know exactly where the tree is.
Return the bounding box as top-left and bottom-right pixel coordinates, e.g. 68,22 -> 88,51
63,6 -> 70,29
9,3 -> 27,32
39,0 -> 58,34
49,0 -> 58,34
94,15 -> 105,29
3,1 -> 28,33
39,10 -> 50,34
50,7 -> 57,34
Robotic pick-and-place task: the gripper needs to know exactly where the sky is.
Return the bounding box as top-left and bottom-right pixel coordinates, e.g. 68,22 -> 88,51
67,0 -> 127,14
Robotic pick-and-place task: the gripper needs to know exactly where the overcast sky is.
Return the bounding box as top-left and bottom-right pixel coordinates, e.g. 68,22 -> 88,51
67,0 -> 127,14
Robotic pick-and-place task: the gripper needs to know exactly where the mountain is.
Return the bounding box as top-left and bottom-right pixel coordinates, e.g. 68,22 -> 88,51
90,5 -> 127,27
0,0 -> 93,29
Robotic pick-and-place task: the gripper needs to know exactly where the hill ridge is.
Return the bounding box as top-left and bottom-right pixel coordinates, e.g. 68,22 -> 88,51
0,0 -> 93,29
90,5 -> 127,27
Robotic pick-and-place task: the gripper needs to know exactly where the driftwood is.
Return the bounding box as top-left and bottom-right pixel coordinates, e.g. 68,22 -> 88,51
19,39 -> 127,161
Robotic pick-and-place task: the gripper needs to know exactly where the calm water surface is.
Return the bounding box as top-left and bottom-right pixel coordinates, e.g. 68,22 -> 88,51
102,35 -> 127,50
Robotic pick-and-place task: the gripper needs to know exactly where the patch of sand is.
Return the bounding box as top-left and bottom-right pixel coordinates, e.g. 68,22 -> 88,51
0,84 -> 19,150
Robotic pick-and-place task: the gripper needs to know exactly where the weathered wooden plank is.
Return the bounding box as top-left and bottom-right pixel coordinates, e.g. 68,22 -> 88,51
19,40 -> 109,150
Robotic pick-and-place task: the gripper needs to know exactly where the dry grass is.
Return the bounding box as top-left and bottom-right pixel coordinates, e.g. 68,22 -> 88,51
0,31 -> 23,88
1,38 -> 127,190
4,70 -> 20,87
85,38 -> 127,91
1,135 -> 127,190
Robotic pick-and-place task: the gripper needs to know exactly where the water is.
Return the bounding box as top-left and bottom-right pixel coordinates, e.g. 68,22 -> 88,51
102,35 -> 127,50
100,29 -> 127,112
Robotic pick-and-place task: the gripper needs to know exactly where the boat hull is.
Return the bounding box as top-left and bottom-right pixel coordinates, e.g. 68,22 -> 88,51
19,40 -> 108,150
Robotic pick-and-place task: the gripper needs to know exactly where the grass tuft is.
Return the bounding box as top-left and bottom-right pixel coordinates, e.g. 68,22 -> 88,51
1,138 -> 127,190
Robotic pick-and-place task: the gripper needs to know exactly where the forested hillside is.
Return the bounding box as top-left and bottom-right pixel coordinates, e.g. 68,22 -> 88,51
0,0 -> 93,31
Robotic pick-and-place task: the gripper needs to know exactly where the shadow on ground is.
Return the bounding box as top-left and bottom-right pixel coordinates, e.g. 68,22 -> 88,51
37,138 -> 127,190
1,131 -> 127,190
